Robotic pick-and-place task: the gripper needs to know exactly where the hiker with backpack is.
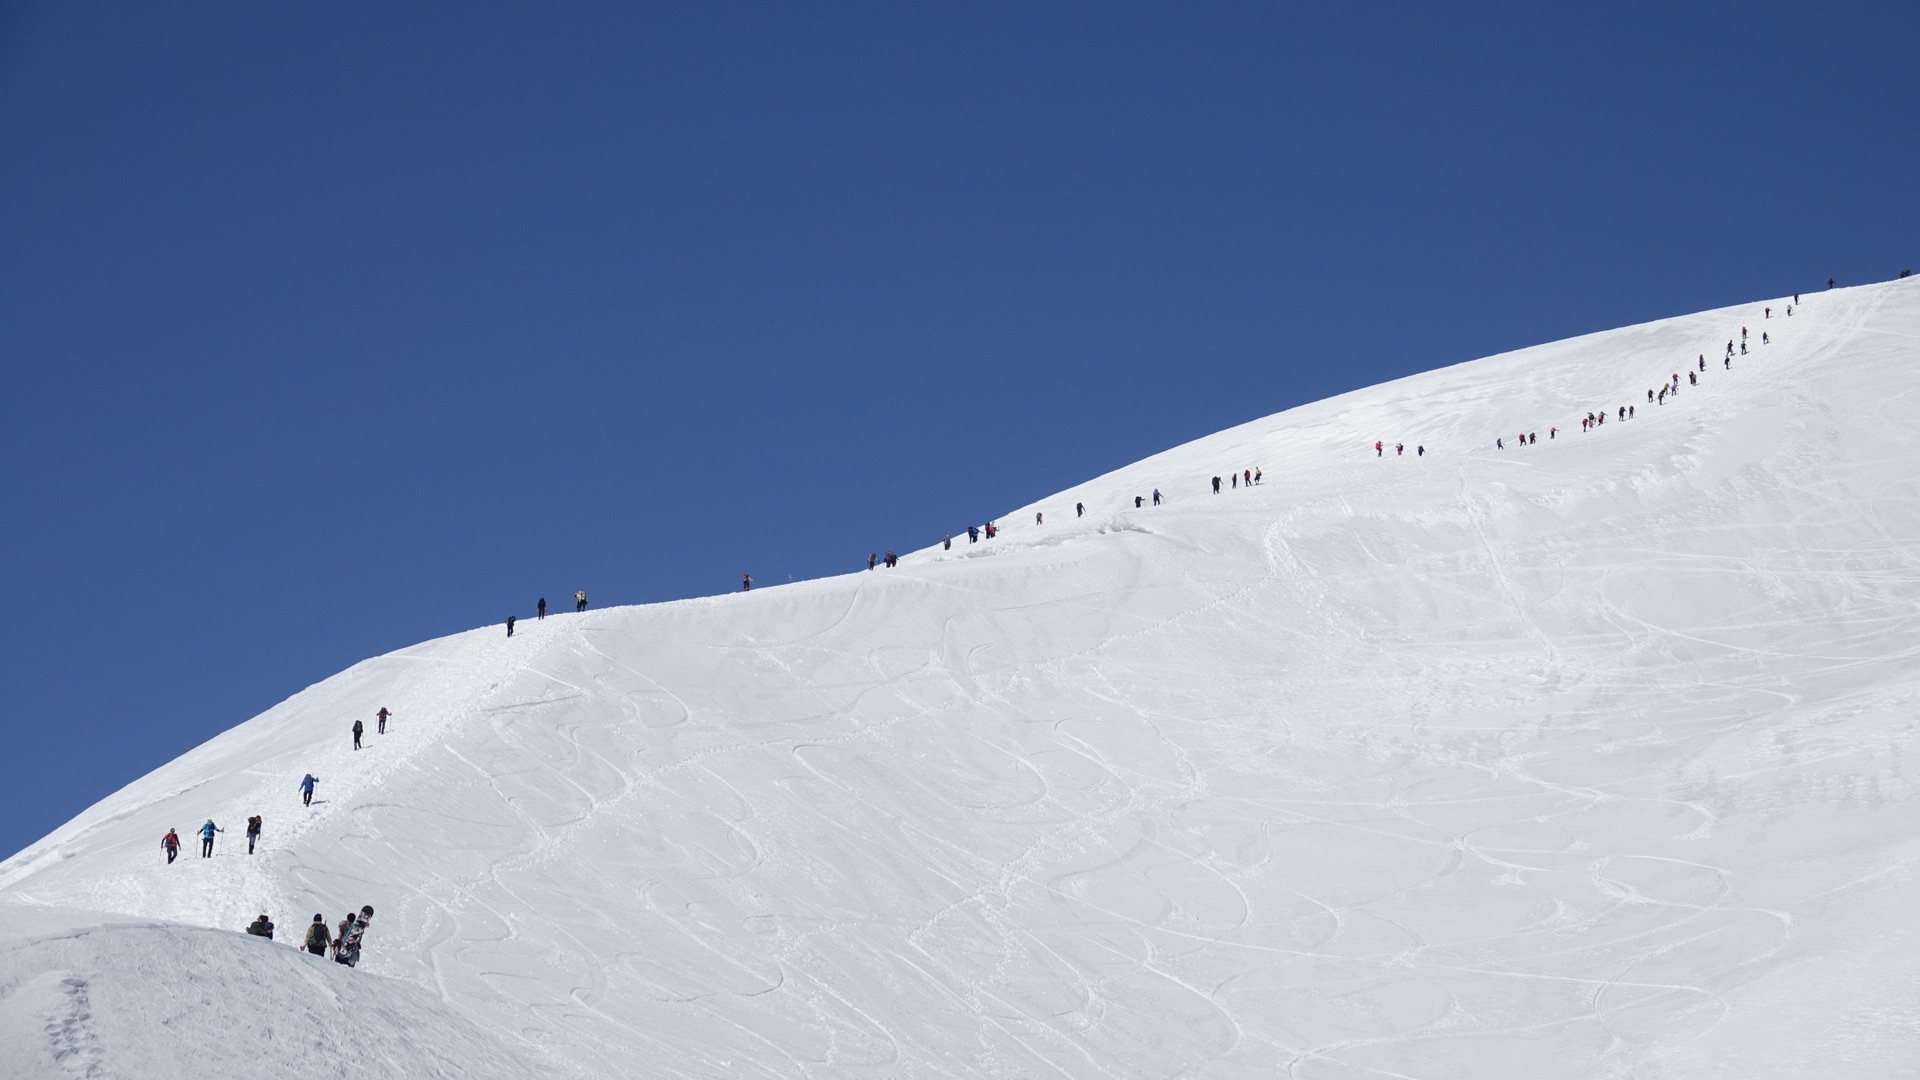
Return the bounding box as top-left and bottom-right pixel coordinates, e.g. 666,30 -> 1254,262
245,914 -> 275,940
161,828 -> 180,864
245,815 -> 262,855
198,819 -> 223,858
303,914 -> 331,956
299,774 -> 318,806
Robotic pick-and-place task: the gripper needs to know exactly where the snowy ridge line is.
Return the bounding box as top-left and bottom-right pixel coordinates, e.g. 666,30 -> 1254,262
930,286 -> 1873,569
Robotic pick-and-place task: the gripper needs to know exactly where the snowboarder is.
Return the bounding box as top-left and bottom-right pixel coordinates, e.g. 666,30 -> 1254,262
352,718 -> 364,750
246,815 -> 262,854
336,906 -> 373,967
334,913 -> 355,959
376,707 -> 390,734
741,573 -> 752,592
161,828 -> 180,864
199,819 -> 222,858
304,914 -> 331,956
1075,502 -> 1084,518
506,614 -> 515,637
299,774 -> 318,807
575,591 -> 587,613
537,597 -> 546,620
246,914 -> 274,940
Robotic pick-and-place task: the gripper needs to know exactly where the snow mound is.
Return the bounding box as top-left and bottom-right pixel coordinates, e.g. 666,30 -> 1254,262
4,279 -> 1920,1078
0,907 -> 553,1080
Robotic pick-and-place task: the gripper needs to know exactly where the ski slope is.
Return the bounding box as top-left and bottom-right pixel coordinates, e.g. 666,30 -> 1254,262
4,280 -> 1919,1078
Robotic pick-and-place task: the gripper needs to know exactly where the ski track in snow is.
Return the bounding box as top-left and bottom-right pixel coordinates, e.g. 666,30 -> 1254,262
5,281 -> 1920,1078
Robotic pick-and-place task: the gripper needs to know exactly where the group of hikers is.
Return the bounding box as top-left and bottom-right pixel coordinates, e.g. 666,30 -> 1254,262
246,904 -> 376,967
1493,295 -> 1802,448
159,758 -> 379,968
508,591 -> 588,636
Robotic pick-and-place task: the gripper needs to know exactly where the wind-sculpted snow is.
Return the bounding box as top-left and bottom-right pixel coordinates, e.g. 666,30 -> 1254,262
4,281 -> 1920,1078
0,907 -> 555,1080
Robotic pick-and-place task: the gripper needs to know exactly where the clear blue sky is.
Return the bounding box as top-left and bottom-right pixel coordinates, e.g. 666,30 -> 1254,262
2,2 -> 1914,860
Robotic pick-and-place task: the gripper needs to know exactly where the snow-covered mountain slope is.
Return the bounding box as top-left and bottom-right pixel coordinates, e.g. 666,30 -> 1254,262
4,279 -> 1919,1079
0,906 -> 555,1080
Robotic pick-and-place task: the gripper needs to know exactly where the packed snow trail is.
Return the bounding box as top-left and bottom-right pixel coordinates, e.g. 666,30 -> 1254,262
4,279 -> 1920,1078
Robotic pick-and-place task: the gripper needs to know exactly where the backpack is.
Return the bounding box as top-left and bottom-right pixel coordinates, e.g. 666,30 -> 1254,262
247,816 -> 262,833
306,922 -> 328,950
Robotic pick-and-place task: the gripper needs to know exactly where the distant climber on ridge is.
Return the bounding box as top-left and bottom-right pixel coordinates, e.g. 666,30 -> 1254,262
575,590 -> 587,613
537,597 -> 546,620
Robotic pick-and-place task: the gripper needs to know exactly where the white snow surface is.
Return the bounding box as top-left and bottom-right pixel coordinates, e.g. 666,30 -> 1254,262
5,280 -> 1920,1078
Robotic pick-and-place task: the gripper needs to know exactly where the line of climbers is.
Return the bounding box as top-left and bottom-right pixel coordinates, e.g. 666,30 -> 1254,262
506,284 -> 1882,597
1499,293 -> 1805,446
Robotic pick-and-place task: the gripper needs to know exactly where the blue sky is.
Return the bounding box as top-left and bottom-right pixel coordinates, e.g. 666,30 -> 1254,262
2,2 -> 1914,860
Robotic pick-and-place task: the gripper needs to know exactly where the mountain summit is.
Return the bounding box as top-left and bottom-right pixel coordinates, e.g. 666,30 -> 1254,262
6,280 -> 1919,1079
